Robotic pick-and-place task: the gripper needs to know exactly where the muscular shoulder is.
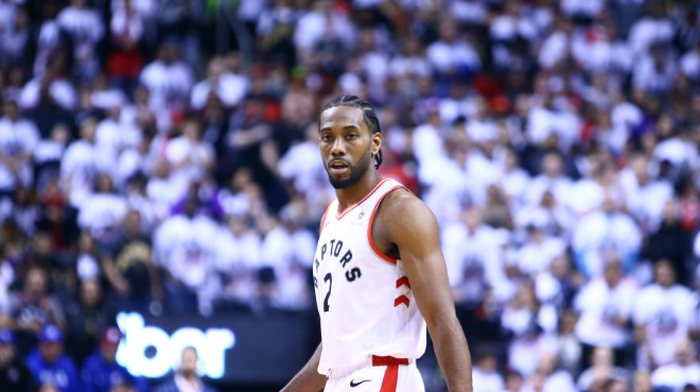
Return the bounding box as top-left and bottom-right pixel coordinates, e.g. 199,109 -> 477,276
377,188 -> 439,241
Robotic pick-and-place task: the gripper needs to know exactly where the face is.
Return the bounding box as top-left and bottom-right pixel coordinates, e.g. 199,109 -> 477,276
25,268 -> 47,297
0,344 -> 15,365
40,342 -> 62,363
319,106 -> 380,189
81,279 -> 102,308
604,263 -> 622,287
655,261 -> 675,287
180,348 -> 198,377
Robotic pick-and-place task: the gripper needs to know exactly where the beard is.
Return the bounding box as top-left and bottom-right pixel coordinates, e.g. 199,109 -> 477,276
327,148 -> 373,189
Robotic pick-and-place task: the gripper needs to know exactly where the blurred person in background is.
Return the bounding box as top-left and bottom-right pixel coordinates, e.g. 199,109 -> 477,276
26,324 -> 81,392
472,347 -> 503,392
0,99 -> 40,194
573,193 -> 641,277
634,260 -> 696,369
577,346 -> 631,392
153,195 -> 218,315
502,280 -> 558,377
64,278 -> 116,366
574,258 -> 637,369
82,326 -> 147,392
6,266 -> 65,355
102,209 -> 161,312
0,328 -> 36,392
258,202 -> 316,310
60,118 -> 114,208
153,346 -> 216,392
640,200 -> 694,285
531,353 -> 576,392
651,339 -> 700,392
214,212 -> 261,311
139,39 -> 194,116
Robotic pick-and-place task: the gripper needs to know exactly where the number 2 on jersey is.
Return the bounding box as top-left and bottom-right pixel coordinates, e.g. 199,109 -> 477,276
323,273 -> 332,312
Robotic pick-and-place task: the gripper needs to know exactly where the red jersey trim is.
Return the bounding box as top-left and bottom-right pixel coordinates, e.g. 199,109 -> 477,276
367,184 -> 404,265
335,178 -> 392,220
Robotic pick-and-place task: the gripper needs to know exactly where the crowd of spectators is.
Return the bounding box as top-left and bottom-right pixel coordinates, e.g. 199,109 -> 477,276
1,0 -> 700,391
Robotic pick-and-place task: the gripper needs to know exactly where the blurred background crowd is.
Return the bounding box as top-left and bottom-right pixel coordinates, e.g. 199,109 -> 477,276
1,0 -> 700,391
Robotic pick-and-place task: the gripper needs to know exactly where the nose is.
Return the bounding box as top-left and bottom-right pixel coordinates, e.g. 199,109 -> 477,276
330,138 -> 346,156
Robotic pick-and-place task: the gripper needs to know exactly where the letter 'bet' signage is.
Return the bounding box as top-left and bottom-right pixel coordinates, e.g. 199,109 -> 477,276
113,311 -> 316,384
116,312 -> 235,378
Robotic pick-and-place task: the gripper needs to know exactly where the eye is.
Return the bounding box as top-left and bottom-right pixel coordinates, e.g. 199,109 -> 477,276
347,133 -> 358,140
320,134 -> 332,142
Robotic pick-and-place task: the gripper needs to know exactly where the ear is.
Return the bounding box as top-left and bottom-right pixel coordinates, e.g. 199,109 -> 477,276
371,132 -> 382,157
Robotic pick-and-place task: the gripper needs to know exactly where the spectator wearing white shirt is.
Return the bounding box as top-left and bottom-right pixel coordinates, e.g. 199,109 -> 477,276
442,206 -> 505,306
526,94 -> 581,153
427,20 -> 481,80
190,57 -> 248,111
574,260 -> 637,367
293,0 -> 357,62
502,281 -> 558,377
278,123 -> 332,216
153,196 -> 219,315
473,348 -> 504,392
96,106 -> 141,164
165,119 -> 215,191
56,0 -> 105,82
0,100 -> 40,193
651,339 -> 700,392
573,193 -> 642,277
538,17 -> 574,70
619,154 -> 674,233
61,118 -> 115,207
259,203 -> 316,310
633,46 -> 678,95
77,174 -> 128,247
499,148 -> 531,211
524,152 -> 573,208
634,260 -> 696,369
577,346 -> 631,392
34,124 -> 69,189
489,1 -> 538,70
19,67 -> 78,111
528,353 -> 577,392
215,213 -> 262,308
516,222 -> 566,276
139,40 -> 194,114
628,2 -> 675,58
388,35 -> 432,80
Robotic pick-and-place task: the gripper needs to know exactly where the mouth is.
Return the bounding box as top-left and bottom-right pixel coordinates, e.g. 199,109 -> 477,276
328,160 -> 350,175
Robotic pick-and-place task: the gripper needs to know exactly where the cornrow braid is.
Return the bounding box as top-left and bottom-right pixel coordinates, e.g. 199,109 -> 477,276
321,95 -> 383,169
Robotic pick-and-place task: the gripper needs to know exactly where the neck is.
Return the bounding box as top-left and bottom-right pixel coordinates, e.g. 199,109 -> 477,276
335,171 -> 382,212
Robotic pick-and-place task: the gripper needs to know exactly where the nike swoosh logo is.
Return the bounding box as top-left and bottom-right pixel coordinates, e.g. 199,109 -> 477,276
350,379 -> 371,387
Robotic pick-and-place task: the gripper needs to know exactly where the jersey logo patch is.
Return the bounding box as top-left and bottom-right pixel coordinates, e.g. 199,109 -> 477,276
350,379 -> 371,387
352,211 -> 365,225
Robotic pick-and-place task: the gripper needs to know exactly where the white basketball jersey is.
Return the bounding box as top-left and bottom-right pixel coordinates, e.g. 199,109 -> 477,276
313,178 -> 427,377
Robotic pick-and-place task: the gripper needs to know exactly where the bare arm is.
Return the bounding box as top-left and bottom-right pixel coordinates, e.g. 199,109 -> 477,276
280,343 -> 326,392
377,191 -> 473,392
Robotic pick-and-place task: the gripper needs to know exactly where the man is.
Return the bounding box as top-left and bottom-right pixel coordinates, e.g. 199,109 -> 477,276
281,95 -> 472,392
82,327 -> 148,392
153,346 -> 217,392
651,339 -> 700,391
0,328 -> 36,392
26,324 -> 82,392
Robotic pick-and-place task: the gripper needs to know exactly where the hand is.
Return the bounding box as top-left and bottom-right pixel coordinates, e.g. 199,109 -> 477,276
114,279 -> 131,296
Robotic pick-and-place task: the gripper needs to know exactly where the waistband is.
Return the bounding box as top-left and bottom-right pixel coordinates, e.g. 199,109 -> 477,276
327,355 -> 413,379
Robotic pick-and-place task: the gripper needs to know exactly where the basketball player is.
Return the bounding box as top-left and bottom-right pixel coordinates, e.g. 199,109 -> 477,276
281,96 -> 473,392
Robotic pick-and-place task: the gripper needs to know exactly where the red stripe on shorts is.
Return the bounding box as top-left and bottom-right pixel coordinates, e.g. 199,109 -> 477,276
379,364 -> 399,392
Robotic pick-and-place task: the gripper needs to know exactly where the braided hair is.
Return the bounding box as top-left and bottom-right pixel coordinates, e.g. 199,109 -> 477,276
321,95 -> 383,169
